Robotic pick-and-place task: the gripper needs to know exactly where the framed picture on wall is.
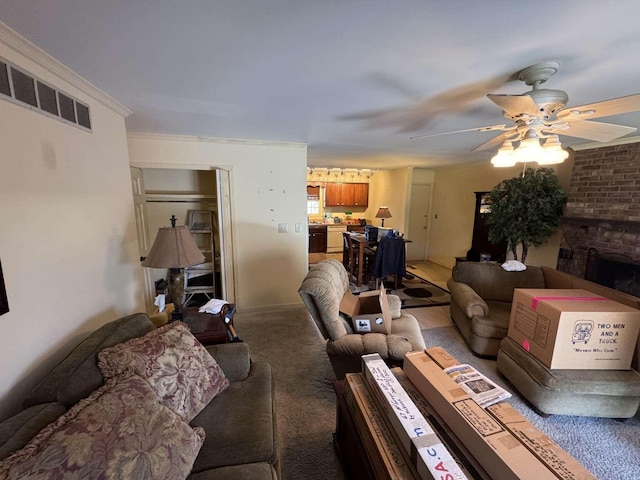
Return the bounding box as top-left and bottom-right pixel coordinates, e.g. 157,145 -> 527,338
0,260 -> 8,316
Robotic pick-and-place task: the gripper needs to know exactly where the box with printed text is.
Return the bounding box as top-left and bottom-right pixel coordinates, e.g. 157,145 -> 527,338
507,289 -> 640,369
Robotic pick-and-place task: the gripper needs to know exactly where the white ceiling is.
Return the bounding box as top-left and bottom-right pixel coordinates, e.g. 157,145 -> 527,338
3,1 -> 640,170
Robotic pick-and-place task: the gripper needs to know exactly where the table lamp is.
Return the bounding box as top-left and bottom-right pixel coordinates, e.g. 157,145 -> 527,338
375,207 -> 392,227
142,215 -> 205,321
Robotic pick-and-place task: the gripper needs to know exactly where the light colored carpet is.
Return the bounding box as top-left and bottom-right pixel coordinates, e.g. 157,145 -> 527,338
421,326 -> 640,479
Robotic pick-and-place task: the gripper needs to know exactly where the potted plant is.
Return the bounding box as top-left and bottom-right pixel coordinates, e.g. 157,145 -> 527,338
486,168 -> 567,264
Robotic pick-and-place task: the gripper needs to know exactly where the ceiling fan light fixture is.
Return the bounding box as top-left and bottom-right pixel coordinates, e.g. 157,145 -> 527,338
538,135 -> 569,164
513,133 -> 545,164
491,140 -> 517,167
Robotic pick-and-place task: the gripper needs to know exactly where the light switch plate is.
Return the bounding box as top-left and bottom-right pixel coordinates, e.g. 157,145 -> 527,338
295,223 -> 302,233
278,223 -> 288,233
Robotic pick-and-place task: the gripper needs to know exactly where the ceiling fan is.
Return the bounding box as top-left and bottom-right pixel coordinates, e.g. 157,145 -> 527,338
411,61 -> 640,166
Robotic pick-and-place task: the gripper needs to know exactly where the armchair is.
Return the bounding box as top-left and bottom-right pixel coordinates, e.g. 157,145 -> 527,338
298,259 -> 425,379
447,261 -> 545,357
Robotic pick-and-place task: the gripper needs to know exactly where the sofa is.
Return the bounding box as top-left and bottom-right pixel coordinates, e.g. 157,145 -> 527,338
298,259 -> 425,379
447,261 -> 640,359
0,313 -> 279,479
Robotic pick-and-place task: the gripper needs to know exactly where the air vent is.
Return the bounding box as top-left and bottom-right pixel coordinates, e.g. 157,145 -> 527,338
0,55 -> 91,132
58,92 -> 76,123
37,81 -> 58,116
0,61 -> 10,97
76,101 -> 91,129
11,68 -> 37,107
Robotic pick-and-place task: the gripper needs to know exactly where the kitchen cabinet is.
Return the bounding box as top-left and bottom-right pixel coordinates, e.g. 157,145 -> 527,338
309,225 -> 327,253
324,183 -> 369,207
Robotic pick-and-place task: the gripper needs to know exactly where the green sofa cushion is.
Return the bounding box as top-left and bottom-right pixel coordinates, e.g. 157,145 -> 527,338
0,403 -> 66,461
189,362 -> 277,474
23,313 -> 155,408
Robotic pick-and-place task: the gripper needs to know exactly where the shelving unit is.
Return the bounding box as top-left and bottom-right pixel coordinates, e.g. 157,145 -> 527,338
184,209 -> 218,306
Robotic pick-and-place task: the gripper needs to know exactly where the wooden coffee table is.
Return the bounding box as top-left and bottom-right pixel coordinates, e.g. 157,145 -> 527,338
182,304 -> 234,345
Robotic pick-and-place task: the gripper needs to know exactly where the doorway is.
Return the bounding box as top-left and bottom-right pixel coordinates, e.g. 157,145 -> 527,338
405,184 -> 432,261
131,167 -> 234,309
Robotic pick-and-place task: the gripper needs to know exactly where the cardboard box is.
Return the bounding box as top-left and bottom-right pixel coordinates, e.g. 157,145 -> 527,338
508,289 -> 640,369
340,289 -> 391,334
423,348 -> 596,480
344,373 -> 419,480
404,351 -> 558,480
361,354 -> 469,480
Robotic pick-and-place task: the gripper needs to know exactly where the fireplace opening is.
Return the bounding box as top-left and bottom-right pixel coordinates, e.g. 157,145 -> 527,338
585,248 -> 640,297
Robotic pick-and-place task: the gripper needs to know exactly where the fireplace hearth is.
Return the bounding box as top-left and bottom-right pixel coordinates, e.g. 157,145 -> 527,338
585,248 -> 640,297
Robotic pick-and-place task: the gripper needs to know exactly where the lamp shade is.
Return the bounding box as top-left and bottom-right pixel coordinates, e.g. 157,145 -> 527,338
141,225 -> 205,268
375,207 -> 392,219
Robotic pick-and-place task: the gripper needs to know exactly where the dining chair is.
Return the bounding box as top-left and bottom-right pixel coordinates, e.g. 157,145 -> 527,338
373,235 -> 406,289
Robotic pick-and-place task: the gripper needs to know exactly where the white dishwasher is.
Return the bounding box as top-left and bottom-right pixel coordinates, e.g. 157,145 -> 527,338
326,225 -> 347,253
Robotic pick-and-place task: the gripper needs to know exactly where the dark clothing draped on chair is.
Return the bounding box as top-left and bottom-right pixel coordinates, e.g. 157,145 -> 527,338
373,236 -> 406,288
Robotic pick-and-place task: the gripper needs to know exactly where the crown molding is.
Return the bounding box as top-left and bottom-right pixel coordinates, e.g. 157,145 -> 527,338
570,136 -> 640,151
0,21 -> 131,117
127,132 -> 307,149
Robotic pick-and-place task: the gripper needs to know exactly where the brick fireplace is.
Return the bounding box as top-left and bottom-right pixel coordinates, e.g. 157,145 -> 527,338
557,141 -> 640,295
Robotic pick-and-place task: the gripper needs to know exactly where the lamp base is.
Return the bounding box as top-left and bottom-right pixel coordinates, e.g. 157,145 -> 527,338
381,219 -> 385,227
168,268 -> 185,322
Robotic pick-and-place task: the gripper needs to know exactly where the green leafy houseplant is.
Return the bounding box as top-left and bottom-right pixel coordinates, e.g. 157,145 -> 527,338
486,168 -> 567,264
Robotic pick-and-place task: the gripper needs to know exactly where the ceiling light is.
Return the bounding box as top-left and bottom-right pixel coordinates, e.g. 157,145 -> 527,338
491,130 -> 569,167
490,141 -> 517,167
538,135 -> 569,165
514,130 -> 544,164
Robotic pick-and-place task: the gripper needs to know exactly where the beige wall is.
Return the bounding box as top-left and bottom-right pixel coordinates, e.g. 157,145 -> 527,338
365,168 -> 412,232
0,39 -> 141,419
128,134 -> 308,311
428,157 -> 575,269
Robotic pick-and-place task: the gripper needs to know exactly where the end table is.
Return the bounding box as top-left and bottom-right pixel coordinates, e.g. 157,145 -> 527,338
183,304 -> 235,345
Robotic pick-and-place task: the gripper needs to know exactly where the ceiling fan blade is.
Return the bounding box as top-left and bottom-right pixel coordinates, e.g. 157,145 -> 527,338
487,94 -> 541,118
557,93 -> 640,120
473,130 -> 519,151
410,124 -> 508,140
544,120 -> 637,142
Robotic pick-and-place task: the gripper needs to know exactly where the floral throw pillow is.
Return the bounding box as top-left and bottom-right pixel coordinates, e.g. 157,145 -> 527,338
0,374 -> 205,479
98,321 -> 229,422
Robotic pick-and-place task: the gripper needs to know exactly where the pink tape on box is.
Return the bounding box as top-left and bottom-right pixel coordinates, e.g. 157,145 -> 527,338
530,296 -> 607,310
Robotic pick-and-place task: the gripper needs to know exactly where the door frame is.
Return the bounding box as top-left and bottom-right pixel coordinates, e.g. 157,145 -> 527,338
130,162 -> 236,305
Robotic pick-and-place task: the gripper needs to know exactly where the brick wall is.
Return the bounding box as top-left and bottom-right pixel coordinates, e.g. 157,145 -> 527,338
557,142 -> 640,277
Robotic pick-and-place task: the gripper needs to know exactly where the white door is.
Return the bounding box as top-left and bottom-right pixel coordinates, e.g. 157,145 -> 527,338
406,184 -> 431,262
217,169 -> 235,303
130,167 -> 155,308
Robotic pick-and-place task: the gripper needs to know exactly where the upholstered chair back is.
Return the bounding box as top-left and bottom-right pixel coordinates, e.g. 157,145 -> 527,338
452,262 -> 545,302
298,259 -> 351,340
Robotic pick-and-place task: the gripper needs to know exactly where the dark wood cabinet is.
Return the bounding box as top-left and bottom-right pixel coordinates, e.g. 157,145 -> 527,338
309,225 -> 327,253
352,183 -> 369,207
467,191 -> 508,262
325,183 -> 369,207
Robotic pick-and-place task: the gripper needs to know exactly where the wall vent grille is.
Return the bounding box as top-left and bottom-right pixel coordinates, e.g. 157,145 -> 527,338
0,56 -> 91,132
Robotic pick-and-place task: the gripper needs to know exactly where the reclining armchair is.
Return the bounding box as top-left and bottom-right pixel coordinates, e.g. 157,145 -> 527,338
298,259 -> 425,379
